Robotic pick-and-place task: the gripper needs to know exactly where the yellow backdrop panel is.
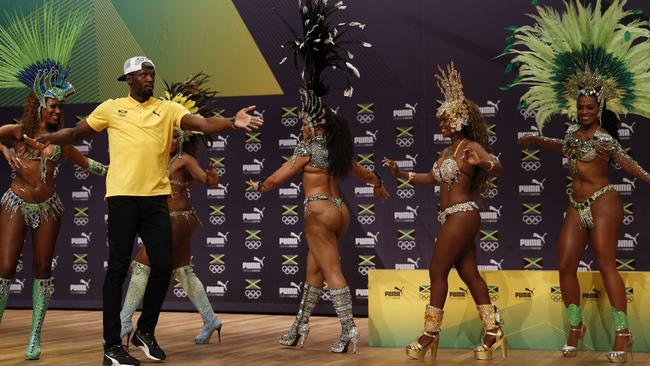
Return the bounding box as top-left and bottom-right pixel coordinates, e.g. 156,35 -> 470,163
368,270 -> 648,351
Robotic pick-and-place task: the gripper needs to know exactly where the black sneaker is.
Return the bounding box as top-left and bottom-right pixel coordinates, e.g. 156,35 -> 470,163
131,328 -> 166,362
103,345 -> 140,366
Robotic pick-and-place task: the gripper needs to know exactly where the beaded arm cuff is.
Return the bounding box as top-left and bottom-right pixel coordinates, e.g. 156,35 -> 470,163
85,158 -> 108,176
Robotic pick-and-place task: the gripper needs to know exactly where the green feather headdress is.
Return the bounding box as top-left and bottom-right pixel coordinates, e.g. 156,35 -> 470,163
507,0 -> 650,131
0,3 -> 89,107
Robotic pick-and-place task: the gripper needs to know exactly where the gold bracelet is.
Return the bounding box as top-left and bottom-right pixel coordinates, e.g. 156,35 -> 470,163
407,172 -> 415,182
485,160 -> 495,172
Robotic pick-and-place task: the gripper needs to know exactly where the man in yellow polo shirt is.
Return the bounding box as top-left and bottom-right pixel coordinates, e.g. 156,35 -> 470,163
39,56 -> 263,366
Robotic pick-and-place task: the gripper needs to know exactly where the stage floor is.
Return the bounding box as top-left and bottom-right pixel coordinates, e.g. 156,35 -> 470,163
1,310 -> 648,365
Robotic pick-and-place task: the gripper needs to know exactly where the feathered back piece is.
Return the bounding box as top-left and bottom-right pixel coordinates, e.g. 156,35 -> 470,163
435,62 -> 469,132
162,72 -> 218,158
0,3 -> 89,107
162,72 -> 220,118
280,0 -> 371,126
507,0 -> 650,131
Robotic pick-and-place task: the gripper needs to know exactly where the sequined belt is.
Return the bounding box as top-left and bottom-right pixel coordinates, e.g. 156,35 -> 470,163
0,188 -> 63,229
569,184 -> 614,229
303,195 -> 342,214
438,201 -> 479,225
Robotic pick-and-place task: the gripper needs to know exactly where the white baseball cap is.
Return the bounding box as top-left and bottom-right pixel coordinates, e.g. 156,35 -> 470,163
117,56 -> 155,81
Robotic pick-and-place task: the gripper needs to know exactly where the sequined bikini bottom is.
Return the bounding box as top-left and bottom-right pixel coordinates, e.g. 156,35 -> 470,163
438,201 -> 479,225
569,184 -> 614,229
303,194 -> 342,215
0,188 -> 63,229
169,208 -> 201,225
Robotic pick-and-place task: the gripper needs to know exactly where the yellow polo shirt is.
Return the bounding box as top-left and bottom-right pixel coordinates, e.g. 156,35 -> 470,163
86,95 -> 190,197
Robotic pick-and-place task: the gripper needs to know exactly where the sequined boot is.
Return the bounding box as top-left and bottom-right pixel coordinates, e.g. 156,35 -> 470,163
405,304 -> 443,360
174,266 -> 222,344
25,278 -> 54,360
607,307 -> 634,363
120,261 -> 150,345
473,304 -> 507,360
280,283 -> 321,347
562,304 -> 585,357
330,286 -> 359,353
0,277 -> 10,324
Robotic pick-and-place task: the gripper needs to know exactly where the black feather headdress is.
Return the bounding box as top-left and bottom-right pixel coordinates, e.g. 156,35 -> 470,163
279,0 -> 371,126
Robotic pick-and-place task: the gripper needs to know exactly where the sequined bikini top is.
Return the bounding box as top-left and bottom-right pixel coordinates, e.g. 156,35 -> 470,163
431,139 -> 466,190
293,135 -> 330,170
562,124 -> 617,175
19,144 -> 62,182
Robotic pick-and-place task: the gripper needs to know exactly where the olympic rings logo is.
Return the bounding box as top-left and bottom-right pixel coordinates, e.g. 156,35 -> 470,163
73,264 -> 88,273
74,217 -> 89,226
357,216 -> 376,225
360,165 -> 375,172
245,240 -> 262,250
357,114 -> 375,124
282,265 -> 299,275
358,266 -> 375,276
479,241 -> 499,252
520,109 -> 537,119
551,294 -> 563,302
245,192 -> 262,201
321,292 -> 331,301
244,143 -> 262,152
74,171 -> 90,180
396,189 -> 415,199
418,294 -> 430,301
397,240 -> 416,250
396,137 -> 414,147
623,215 -> 634,225
245,289 -> 262,300
16,263 -> 23,273
613,162 -> 622,170
209,216 -> 226,225
281,117 -> 299,127
522,215 -> 543,225
173,288 -> 187,298
488,135 -> 497,145
216,168 -> 226,176
282,216 -> 299,225
489,294 -> 499,302
481,188 -> 498,199
521,161 -> 541,171
209,264 -> 225,274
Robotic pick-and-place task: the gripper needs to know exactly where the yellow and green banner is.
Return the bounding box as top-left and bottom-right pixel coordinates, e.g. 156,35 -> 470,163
369,270 -> 649,351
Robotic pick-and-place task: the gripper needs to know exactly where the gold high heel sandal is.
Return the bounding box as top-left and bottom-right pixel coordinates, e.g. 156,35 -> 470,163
473,304 -> 507,360
405,305 -> 443,360
607,333 -> 634,363
607,308 -> 633,363
406,331 -> 440,360
561,325 -> 585,357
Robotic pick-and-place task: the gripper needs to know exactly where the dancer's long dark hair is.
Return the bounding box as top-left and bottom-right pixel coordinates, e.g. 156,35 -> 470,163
321,107 -> 353,178
600,102 -> 620,141
461,99 -> 491,196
